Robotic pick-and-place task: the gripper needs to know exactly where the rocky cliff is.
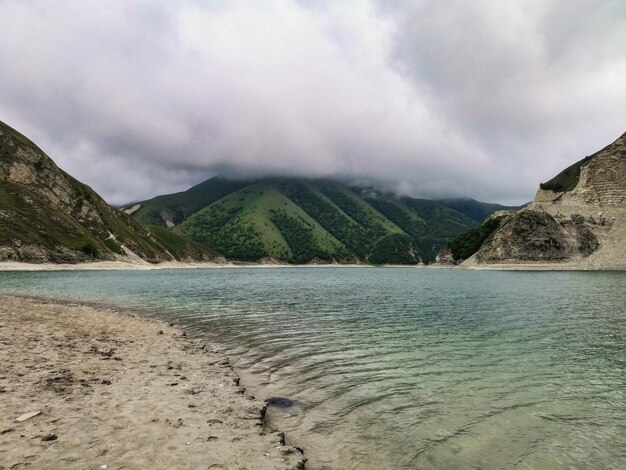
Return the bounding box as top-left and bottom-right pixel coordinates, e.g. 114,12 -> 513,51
466,131 -> 625,269
0,120 -> 220,263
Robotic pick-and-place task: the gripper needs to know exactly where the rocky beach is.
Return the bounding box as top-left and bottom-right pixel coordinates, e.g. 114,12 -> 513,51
0,295 -> 305,469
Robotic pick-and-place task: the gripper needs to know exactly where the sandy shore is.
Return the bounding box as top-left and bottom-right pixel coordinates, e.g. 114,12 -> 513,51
463,262 -> 626,271
0,260 -> 376,271
0,295 -> 305,469
1,259 -> 622,271
0,260 -> 230,271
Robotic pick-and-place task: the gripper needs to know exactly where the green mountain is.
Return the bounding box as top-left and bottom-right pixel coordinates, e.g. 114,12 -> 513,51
127,177 -> 247,228
0,120 -> 220,263
441,213 -> 511,263
437,198 -> 524,224
128,177 -> 512,264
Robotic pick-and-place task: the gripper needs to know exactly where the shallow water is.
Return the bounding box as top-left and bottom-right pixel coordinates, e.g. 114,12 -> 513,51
1,268 -> 624,469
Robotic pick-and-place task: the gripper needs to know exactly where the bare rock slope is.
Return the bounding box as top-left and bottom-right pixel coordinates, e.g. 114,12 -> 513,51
0,120 -> 220,263
467,131 -> 626,269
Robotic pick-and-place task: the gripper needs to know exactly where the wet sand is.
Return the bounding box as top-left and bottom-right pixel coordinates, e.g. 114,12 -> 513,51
0,295 -> 305,469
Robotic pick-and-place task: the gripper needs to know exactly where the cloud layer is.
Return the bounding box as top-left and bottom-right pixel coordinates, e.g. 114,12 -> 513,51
0,0 -> 624,204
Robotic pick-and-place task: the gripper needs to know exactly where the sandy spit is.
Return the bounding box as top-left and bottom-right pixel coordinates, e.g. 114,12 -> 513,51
2,259 -> 622,272
0,295 -> 305,470
463,263 -> 626,271
0,261 -> 378,271
0,260 -> 230,271
0,261 -> 626,272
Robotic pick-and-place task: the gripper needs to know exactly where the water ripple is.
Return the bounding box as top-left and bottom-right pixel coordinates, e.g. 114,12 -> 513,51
1,268 -> 624,469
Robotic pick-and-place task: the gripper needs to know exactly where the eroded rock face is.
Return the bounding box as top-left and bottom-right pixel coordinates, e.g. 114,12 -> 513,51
534,132 -> 626,207
475,210 -> 599,263
0,244 -> 95,263
470,131 -> 625,268
159,210 -> 176,228
435,247 -> 456,265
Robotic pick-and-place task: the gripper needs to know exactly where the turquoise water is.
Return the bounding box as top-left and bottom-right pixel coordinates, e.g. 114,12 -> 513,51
0,268 -> 624,469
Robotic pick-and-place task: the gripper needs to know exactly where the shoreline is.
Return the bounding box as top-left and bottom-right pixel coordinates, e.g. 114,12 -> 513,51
0,260 -> 377,271
0,294 -> 306,469
0,260 -> 623,271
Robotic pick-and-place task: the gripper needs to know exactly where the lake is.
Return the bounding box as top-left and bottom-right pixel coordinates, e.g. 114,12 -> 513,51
0,268 -> 624,469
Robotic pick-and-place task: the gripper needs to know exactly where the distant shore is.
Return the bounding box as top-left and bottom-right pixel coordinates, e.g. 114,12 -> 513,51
0,260 -> 375,271
0,260 -> 623,271
0,295 -> 305,469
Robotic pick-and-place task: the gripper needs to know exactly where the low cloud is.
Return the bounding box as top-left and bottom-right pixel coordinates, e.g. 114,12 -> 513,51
0,0 -> 624,205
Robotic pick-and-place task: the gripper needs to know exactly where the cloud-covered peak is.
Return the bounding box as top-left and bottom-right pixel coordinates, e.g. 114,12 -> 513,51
1,0 -> 624,205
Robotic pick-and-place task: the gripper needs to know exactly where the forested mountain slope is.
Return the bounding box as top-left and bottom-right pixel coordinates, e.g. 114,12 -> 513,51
129,177 -> 512,264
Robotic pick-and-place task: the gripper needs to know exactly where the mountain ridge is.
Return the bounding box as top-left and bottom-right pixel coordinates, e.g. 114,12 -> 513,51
443,131 -> 626,269
0,120 -> 221,263
127,176 -> 517,264
0,119 -> 525,266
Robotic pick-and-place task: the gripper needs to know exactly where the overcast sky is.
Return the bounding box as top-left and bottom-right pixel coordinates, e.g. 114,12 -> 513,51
0,0 -> 624,205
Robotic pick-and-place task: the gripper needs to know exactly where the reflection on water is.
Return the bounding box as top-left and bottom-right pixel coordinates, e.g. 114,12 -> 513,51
1,268 -> 624,469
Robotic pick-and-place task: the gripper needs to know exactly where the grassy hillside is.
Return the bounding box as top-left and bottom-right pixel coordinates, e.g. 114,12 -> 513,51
437,198 -> 523,223
130,176 -> 492,264
0,178 -> 104,262
539,156 -> 593,192
447,216 -> 506,261
130,177 -> 246,227
361,193 -> 478,260
0,120 -> 219,263
177,182 -> 351,262
145,225 -> 222,261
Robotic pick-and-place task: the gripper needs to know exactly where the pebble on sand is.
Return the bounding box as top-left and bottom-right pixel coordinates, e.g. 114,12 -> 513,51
15,411 -> 42,422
